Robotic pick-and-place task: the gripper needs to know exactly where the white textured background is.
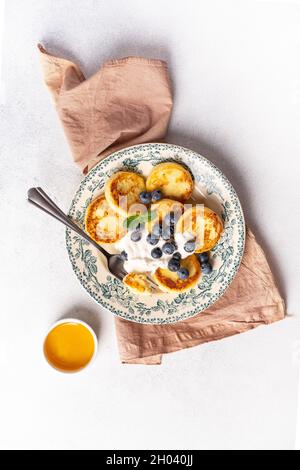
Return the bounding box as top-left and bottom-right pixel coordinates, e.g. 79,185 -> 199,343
1,0 -> 300,450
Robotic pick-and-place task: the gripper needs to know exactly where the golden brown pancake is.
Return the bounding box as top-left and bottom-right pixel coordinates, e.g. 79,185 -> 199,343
176,206 -> 223,253
147,198 -> 184,232
123,272 -> 155,295
146,162 -> 193,202
84,194 -> 125,244
153,255 -> 201,293
105,171 -> 146,216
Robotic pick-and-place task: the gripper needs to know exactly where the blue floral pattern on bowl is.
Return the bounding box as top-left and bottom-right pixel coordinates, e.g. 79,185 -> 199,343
66,143 -> 245,324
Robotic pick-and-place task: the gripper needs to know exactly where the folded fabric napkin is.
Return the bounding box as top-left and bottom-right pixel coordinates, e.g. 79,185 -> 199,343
38,44 -> 285,364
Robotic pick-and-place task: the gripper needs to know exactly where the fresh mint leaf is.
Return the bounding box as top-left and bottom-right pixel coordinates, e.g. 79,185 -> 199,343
124,210 -> 157,230
124,214 -> 140,230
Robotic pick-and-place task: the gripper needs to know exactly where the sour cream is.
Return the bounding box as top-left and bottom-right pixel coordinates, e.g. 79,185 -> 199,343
116,229 -> 195,274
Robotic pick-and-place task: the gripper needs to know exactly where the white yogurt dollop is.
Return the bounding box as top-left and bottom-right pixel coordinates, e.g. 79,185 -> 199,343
116,229 -> 195,274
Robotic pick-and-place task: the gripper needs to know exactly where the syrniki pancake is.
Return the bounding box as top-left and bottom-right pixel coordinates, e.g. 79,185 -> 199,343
85,194 -> 125,244
147,198 -> 184,232
153,255 -> 201,293
123,272 -> 155,295
176,206 -> 223,253
146,162 -> 193,202
105,171 -> 146,216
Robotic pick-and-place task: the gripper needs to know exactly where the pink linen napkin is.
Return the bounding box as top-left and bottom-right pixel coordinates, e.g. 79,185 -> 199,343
38,44 -> 285,364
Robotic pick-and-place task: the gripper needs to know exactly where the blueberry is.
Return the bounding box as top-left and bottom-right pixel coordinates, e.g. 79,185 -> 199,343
139,191 -> 152,204
130,230 -> 142,242
201,262 -> 212,275
177,267 -> 189,280
171,208 -> 183,223
162,220 -> 174,234
162,228 -> 172,241
172,252 -> 182,261
168,258 -> 180,272
184,240 -> 196,253
146,233 -> 159,246
119,250 -> 128,261
198,252 -> 209,264
164,211 -> 175,226
162,241 -> 176,255
152,222 -> 162,237
151,190 -> 162,202
151,247 -> 162,259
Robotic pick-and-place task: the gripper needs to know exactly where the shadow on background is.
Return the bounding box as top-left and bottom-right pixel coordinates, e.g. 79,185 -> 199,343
38,41 -> 86,72
57,303 -> 101,339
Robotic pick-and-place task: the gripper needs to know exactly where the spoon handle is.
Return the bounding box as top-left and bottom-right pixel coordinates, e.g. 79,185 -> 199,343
27,187 -> 110,258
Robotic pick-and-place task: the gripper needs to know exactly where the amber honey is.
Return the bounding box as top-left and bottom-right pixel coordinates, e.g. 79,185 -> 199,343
44,320 -> 96,372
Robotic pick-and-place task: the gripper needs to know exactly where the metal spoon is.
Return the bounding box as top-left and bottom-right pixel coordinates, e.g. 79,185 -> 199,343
27,187 -> 129,282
